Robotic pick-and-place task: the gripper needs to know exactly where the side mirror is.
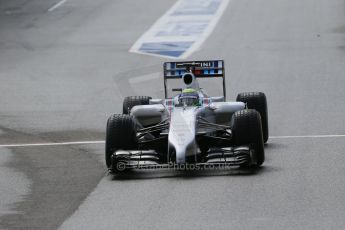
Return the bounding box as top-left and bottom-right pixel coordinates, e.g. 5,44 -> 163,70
149,99 -> 164,105
172,88 -> 182,92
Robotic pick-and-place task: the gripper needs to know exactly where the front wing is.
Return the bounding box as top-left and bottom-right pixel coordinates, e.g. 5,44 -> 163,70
110,146 -> 254,172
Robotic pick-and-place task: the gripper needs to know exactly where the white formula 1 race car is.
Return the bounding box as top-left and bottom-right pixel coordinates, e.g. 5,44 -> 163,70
106,60 -> 268,173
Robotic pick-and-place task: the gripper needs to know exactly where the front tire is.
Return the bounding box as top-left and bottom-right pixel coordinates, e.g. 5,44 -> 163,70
105,114 -> 137,170
236,92 -> 269,143
232,109 -> 265,166
123,96 -> 152,114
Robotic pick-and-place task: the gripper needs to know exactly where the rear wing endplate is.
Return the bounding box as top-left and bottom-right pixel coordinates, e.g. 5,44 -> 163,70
163,60 -> 226,99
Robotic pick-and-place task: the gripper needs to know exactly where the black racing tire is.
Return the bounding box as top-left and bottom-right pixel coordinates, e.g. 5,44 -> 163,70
236,92 -> 269,143
231,109 -> 265,166
122,96 -> 152,114
105,114 -> 137,169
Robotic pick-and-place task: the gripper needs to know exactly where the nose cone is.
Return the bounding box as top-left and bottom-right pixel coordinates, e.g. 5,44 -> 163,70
168,108 -> 197,164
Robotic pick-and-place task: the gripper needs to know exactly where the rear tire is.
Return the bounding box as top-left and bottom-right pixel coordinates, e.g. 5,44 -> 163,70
236,92 -> 269,143
105,114 -> 137,170
232,109 -> 265,166
123,96 -> 152,114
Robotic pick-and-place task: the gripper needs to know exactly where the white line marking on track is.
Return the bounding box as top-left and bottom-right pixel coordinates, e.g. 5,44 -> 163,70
0,141 -> 104,148
130,0 -> 230,59
0,135 -> 344,148
48,0 -> 67,12
270,134 -> 345,139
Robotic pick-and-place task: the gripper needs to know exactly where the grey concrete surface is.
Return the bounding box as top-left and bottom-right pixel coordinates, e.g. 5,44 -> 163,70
0,148 -> 30,216
60,138 -> 345,230
0,0 -> 345,229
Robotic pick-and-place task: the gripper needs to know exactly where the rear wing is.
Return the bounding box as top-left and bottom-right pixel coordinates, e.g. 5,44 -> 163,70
163,60 -> 226,99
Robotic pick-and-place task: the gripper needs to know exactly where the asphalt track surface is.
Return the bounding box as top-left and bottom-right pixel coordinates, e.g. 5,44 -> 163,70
1,0 -> 345,229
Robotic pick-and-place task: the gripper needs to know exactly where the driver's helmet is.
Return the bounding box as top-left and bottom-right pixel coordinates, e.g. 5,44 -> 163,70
179,88 -> 200,106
